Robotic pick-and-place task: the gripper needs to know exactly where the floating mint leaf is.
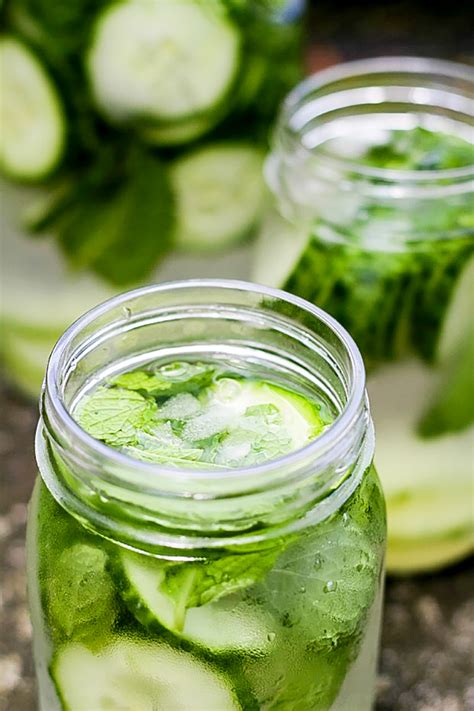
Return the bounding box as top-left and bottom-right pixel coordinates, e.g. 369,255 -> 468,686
113,362 -> 216,398
75,386 -> 157,446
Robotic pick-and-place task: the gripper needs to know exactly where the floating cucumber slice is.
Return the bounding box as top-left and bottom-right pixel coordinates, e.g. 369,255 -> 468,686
52,640 -> 240,710
118,550 -> 274,654
171,143 -> 265,252
369,358 -> 474,573
87,0 -> 240,123
201,377 -> 327,452
0,37 -> 65,180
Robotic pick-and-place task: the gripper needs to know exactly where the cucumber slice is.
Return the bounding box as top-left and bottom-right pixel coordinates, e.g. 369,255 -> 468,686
52,640 -> 240,710
369,358 -> 474,573
87,0 -> 240,124
201,377 -> 327,452
0,37 -> 65,180
0,180 -> 116,330
1,326 -> 55,396
171,143 -> 265,252
119,550 -> 273,654
387,535 -> 474,575
140,114 -> 215,146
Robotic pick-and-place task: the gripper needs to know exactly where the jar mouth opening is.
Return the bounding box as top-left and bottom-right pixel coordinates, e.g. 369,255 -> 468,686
280,56 -> 474,189
43,279 -> 366,495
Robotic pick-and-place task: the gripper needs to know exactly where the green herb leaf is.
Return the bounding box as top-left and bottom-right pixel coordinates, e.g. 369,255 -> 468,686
113,362 -> 216,398
47,543 -> 116,641
75,386 -> 157,446
161,547 -> 281,631
58,151 -> 174,285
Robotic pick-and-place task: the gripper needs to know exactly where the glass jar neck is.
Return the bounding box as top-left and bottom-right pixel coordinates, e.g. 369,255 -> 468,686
267,57 -> 474,242
37,280 -> 372,554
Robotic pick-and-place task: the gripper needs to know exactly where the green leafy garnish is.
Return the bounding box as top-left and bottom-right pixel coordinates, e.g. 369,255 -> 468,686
58,151 -> 175,285
47,543 -> 116,641
121,546 -> 281,633
113,362 -> 216,398
75,386 -> 157,446
363,127 -> 474,171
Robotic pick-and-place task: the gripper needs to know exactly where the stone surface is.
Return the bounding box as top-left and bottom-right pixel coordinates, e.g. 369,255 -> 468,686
1,381 -> 473,711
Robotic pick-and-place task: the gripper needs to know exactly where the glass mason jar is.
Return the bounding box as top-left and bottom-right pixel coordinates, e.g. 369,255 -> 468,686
28,281 -> 385,711
254,57 -> 474,574
0,0 -> 306,399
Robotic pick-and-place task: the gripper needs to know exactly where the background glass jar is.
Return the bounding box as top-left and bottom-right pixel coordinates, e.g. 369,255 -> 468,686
28,281 -> 385,711
254,57 -> 474,574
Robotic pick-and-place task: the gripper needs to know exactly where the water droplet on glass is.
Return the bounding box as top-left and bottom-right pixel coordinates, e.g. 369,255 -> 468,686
323,580 -> 337,593
122,307 -> 132,319
267,632 -> 276,643
342,512 -> 350,526
299,585 -> 306,593
314,555 -> 322,569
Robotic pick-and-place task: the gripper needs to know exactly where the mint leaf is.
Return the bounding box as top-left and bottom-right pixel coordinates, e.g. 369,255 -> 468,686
146,547 -> 282,632
47,544 -> 116,641
59,151 -> 174,285
113,362 -> 216,398
75,386 -> 157,446
124,424 -> 204,464
264,510 -> 379,649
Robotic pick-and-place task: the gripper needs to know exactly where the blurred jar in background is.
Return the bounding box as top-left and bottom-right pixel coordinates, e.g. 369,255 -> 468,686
254,57 -> 474,574
0,0 -> 306,396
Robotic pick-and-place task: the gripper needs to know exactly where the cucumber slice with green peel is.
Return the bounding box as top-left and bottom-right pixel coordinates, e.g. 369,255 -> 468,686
0,37 -> 65,180
140,114 -> 215,146
369,358 -> 474,572
1,327 -> 55,396
119,550 -> 274,654
201,377 -> 329,452
387,534 -> 474,575
87,0 -> 241,124
171,143 -> 265,252
52,640 -> 240,710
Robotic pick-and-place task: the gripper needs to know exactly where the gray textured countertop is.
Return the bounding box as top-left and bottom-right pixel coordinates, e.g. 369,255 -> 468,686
1,382 -> 473,711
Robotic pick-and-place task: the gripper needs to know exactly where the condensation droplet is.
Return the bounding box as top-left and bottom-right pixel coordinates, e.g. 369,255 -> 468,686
299,585 -> 306,593
314,555 -> 322,569
323,580 -> 337,593
122,307 -> 132,319
342,512 -> 350,526
267,632 -> 276,642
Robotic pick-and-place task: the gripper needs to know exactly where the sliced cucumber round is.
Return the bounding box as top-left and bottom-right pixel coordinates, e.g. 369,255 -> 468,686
140,114 -> 215,147
171,142 -> 265,252
201,377 -> 328,451
1,327 -> 54,396
120,550 -> 274,654
87,0 -> 240,124
0,37 -> 65,180
368,358 -> 474,573
52,639 -> 240,710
